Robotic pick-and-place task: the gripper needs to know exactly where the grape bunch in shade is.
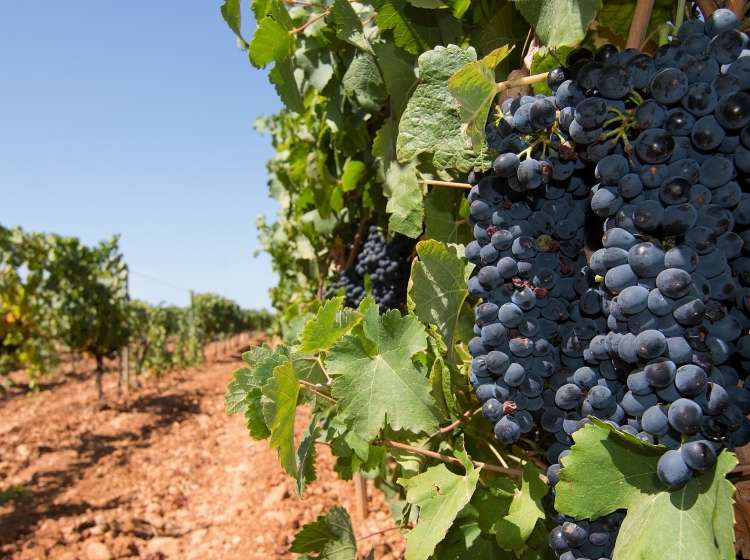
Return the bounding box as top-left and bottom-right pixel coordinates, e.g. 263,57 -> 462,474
465,9 -> 750,559
325,226 -> 415,312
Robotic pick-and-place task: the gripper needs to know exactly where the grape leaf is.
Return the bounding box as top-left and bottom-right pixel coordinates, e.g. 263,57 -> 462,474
342,54 -> 387,112
341,160 -> 367,192
262,361 -> 300,476
408,240 -> 474,361
512,0 -> 603,47
448,46 -> 513,151
372,42 -> 417,120
249,16 -> 294,68
556,421 -> 737,560
384,161 -> 424,239
330,0 -> 373,54
296,415 -> 319,495
290,506 -> 357,560
269,58 -> 305,113
220,0 -> 247,45
225,346 -> 290,439
424,187 -> 471,244
373,118 -> 398,181
398,449 -> 481,560
555,420 -> 665,519
298,296 -> 362,353
376,0 -> 429,55
429,356 -> 459,420
327,305 -> 440,441
494,463 -> 547,551
397,45 -> 491,173
471,2 -> 528,60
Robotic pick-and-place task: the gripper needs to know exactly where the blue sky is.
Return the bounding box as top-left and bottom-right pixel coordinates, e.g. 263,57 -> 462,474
0,3 -> 280,309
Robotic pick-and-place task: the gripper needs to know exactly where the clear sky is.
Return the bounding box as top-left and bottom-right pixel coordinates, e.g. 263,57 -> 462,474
0,3 -> 280,310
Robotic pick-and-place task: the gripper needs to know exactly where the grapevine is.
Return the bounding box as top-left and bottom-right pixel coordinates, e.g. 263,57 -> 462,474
224,0 -> 750,558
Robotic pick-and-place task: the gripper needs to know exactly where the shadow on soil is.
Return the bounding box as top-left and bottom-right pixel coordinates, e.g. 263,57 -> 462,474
0,390 -> 202,547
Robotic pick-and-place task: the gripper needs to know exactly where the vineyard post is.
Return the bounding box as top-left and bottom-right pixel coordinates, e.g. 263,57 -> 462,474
353,472 -> 369,519
121,265 -> 131,393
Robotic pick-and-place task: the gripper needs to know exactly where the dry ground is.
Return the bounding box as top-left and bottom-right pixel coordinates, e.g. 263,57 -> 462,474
0,338 -> 404,559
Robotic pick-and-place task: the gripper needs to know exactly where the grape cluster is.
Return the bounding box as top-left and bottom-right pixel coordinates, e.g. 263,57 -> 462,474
325,226 -> 414,311
466,9 -> 750,559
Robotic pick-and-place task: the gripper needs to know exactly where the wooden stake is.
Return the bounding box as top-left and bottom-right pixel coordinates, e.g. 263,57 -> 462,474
694,0 -> 718,18
626,0 -> 656,48
353,473 -> 369,519
728,0 -> 747,19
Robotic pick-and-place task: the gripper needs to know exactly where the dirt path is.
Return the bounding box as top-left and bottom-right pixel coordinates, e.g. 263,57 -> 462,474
0,343 -> 404,559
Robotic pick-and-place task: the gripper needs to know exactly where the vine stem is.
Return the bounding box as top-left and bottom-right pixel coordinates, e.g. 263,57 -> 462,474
290,9 -> 331,34
728,0 -> 747,19
673,0 -> 686,33
427,407 -> 482,439
358,525 -> 406,540
694,0 -> 718,18
298,379 -> 336,403
626,0 -> 656,49
378,439 -> 524,477
496,72 -> 549,93
419,179 -> 472,190
343,217 -> 369,271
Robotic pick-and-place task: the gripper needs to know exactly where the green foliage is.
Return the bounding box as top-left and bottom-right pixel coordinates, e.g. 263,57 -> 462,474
556,421 -> 736,559
408,240 -> 473,362
399,448 -> 480,560
512,0 -> 603,47
221,2 -> 738,559
328,302 -> 440,440
290,506 -> 357,560
397,45 -> 490,172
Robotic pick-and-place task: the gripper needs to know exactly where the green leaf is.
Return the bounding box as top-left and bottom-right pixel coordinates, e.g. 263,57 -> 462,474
373,118 -> 398,181
328,304 -> 439,441
249,17 -> 294,68
384,161 -> 424,239
512,0 -> 603,47
376,0 -> 429,55
408,240 -> 474,361
429,356 -> 459,420
342,54 -> 386,112
471,2 -> 528,64
251,0 -> 273,20
494,463 -> 547,551
373,42 -> 417,120
262,361 -> 300,476
298,296 -> 362,353
269,58 -> 305,113
449,0 -> 471,18
556,421 -> 737,560
220,0 -> 246,45
225,346 -> 290,439
290,506 -> 357,560
341,160 -> 367,192
424,187 -> 471,244
296,416 -> 319,495
398,449 -> 481,560
555,420 -> 664,519
330,0 -> 373,53
448,46 -> 513,151
397,45 -> 491,173
614,452 -> 737,560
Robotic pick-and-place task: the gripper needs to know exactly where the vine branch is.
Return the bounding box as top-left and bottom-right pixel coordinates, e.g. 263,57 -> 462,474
299,379 -> 336,403
378,439 -> 525,478
419,179 -> 472,189
496,72 -> 549,94
694,0 -> 718,17
290,9 -> 331,34
626,0 -> 656,48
